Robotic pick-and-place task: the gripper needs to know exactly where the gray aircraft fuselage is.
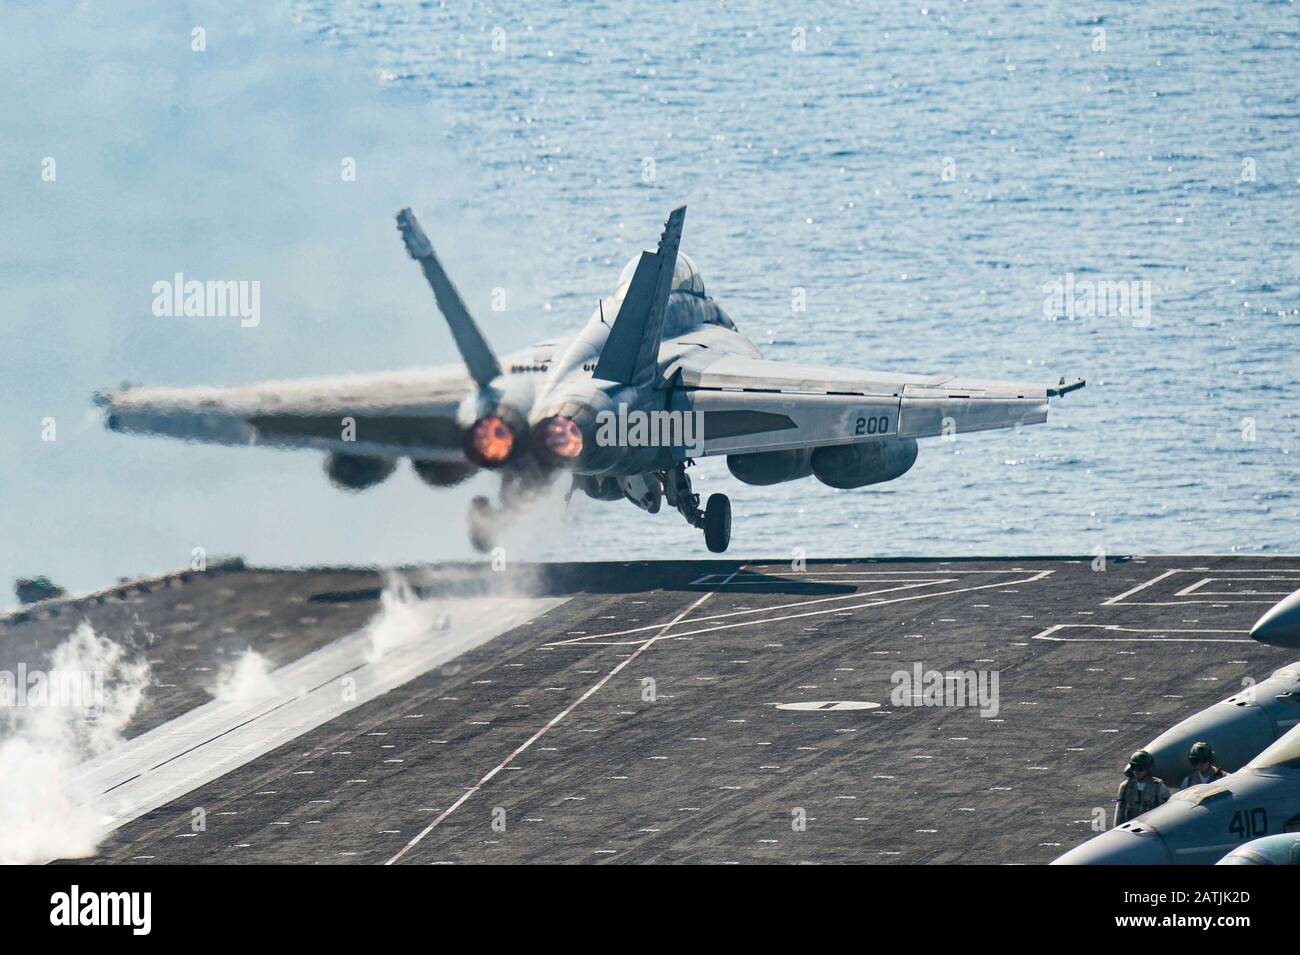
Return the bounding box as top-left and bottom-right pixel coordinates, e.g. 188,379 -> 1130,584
100,204 -> 1082,553
1141,661 -> 1300,787
1055,725 -> 1300,865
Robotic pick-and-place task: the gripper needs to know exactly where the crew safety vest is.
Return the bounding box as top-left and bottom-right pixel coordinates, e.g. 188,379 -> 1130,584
1181,766 -> 1229,788
1117,776 -> 1167,822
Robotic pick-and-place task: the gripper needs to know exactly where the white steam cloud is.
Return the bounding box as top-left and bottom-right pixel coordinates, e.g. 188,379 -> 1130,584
365,571 -> 450,662
0,622 -> 151,865
212,648 -> 278,704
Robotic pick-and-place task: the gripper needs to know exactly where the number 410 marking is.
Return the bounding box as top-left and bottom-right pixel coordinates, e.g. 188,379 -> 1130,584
1229,808 -> 1268,841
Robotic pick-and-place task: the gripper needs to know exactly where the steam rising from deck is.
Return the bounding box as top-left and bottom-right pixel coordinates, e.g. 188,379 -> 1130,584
212,648 -> 277,704
365,572 -> 450,662
0,623 -> 150,865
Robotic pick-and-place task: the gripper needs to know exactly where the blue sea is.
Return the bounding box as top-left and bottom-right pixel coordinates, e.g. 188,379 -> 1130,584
3,1 -> 1298,594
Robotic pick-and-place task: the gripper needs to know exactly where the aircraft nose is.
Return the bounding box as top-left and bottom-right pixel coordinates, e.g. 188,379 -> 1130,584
1251,588 -> 1300,649
1051,828 -> 1172,865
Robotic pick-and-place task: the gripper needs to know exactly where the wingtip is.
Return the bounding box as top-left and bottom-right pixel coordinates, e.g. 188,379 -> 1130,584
93,387 -> 124,431
1048,377 -> 1086,397
93,381 -> 136,408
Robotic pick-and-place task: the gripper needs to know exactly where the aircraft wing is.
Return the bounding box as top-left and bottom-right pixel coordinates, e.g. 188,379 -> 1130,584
667,355 -> 1083,457
98,364 -> 477,462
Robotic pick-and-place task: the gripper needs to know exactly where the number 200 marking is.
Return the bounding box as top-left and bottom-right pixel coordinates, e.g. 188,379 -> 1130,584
854,416 -> 889,436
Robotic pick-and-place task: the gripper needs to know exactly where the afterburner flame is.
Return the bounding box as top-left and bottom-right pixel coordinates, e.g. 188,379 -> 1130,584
467,416 -> 515,466
537,416 -> 584,461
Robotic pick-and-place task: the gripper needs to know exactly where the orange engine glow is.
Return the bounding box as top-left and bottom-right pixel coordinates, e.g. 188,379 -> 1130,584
467,416 -> 516,466
538,416 -> 584,461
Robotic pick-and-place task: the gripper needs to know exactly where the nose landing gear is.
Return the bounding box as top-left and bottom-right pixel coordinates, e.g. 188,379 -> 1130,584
663,463 -> 731,553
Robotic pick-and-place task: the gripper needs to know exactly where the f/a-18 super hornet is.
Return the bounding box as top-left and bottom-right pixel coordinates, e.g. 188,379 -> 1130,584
1056,586 -> 1300,865
1053,723 -> 1300,865
1140,659 -> 1300,787
1218,832 -> 1300,864
99,205 -> 1084,552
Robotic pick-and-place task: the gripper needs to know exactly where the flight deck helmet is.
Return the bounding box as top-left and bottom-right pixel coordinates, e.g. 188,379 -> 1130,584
1128,749 -> 1155,771
1189,741 -> 1215,765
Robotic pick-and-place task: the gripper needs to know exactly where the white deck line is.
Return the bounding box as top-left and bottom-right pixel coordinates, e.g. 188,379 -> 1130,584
385,569 -> 742,864
1103,568 -> 1300,606
1031,623 -> 1252,643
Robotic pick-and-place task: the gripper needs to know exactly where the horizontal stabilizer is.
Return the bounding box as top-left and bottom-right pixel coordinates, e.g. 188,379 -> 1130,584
1047,377 -> 1086,397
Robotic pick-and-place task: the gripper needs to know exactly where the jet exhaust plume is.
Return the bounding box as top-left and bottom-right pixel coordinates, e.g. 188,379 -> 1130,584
465,416 -> 518,468
536,416 -> 584,462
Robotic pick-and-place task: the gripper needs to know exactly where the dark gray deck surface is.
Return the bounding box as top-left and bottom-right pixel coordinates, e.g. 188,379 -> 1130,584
7,556 -> 1293,864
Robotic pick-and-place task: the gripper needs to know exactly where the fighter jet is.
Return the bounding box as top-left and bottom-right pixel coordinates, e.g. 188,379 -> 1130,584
1053,721 -> 1300,864
1217,832 -> 1300,864
1142,660 -> 1300,787
99,206 -> 1084,553
1251,587 -> 1300,649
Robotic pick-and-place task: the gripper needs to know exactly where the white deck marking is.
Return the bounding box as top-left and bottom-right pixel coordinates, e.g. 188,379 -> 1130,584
549,570 -> 1054,647
688,576 -> 953,587
544,578 -> 963,645
1176,576 -> 1298,598
688,568 -> 1041,585
775,701 -> 880,711
70,595 -> 566,849
1104,568 -> 1300,606
1031,623 -> 1252,643
1101,569 -> 1177,605
384,568 -> 743,865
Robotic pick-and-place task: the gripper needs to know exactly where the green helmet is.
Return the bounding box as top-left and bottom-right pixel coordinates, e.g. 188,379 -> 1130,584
1128,749 -> 1155,770
1189,741 -> 1215,764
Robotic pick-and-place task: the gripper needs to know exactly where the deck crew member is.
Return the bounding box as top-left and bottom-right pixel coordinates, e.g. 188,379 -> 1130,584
1180,741 -> 1230,789
1115,749 -> 1170,826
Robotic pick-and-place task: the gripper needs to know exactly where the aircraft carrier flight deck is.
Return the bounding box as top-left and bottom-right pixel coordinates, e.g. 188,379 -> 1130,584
4,556 -> 1292,865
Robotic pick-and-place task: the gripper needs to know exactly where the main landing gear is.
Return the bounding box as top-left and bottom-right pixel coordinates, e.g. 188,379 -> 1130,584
703,493 -> 732,553
664,463 -> 731,553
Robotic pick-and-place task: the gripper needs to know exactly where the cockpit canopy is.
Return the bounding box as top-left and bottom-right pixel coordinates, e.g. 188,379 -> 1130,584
607,248 -> 734,335
616,251 -> 705,297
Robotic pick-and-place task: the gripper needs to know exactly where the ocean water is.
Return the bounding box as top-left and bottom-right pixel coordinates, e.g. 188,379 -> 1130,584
3,1 -> 1298,594
293,0 -> 1300,559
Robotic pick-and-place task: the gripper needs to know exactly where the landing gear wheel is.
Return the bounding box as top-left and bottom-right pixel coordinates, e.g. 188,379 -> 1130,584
703,493 -> 732,553
468,496 -> 496,554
